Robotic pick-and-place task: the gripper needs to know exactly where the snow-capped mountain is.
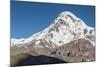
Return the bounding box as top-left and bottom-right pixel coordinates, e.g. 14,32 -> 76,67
11,11 -> 95,48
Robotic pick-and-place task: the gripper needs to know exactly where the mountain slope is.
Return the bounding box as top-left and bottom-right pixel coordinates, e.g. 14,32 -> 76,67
11,11 -> 95,66
50,39 -> 95,62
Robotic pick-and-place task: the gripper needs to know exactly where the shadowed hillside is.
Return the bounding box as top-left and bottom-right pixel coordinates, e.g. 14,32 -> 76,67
11,54 -> 67,67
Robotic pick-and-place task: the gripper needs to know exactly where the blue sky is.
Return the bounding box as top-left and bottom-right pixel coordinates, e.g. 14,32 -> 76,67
11,1 -> 95,38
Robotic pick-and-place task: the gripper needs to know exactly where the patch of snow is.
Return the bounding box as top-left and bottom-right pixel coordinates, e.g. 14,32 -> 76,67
35,41 -> 40,45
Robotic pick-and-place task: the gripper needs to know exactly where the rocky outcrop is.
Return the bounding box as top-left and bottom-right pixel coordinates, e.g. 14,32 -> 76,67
50,39 -> 95,62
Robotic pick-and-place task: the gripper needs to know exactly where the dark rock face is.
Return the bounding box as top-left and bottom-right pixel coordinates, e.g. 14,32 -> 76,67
84,28 -> 88,34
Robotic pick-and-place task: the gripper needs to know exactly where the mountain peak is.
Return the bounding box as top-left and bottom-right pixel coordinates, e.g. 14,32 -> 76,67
55,11 -> 87,27
11,11 -> 95,47
59,11 -> 77,18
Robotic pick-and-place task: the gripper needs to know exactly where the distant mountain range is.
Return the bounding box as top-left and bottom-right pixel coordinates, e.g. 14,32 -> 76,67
11,11 -> 95,66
